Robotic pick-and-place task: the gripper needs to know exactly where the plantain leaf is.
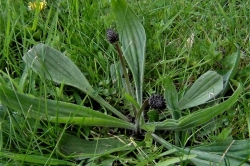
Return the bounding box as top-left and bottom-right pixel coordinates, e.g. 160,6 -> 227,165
0,85 -> 134,130
142,80 -> 242,131
164,77 -> 180,120
164,77 -> 179,110
23,43 -> 93,93
0,151 -> 74,165
187,140 -> 250,166
222,50 -> 241,85
218,47 -> 241,95
147,110 -> 159,122
111,0 -> 146,105
124,93 -> 140,109
58,133 -> 132,160
152,134 -> 250,166
177,81 -> 241,129
22,43 -> 128,121
155,154 -> 196,166
178,71 -> 223,110
49,117 -> 134,129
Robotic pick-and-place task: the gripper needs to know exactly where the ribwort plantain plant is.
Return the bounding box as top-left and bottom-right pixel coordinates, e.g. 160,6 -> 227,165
0,0 -> 246,165
0,0 -> 242,140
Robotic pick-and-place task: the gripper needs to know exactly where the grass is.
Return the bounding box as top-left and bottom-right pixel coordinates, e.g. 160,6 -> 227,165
0,0 -> 250,165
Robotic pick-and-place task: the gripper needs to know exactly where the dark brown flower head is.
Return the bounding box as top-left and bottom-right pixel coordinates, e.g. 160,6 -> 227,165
148,94 -> 166,110
106,28 -> 119,44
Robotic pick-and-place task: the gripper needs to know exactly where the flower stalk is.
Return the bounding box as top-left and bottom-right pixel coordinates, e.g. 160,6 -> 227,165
135,99 -> 149,133
107,29 -> 137,120
113,43 -> 133,97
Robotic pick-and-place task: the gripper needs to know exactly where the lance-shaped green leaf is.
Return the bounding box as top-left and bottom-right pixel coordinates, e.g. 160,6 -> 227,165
164,77 -> 179,110
142,80 -> 242,131
58,133 -> 132,160
0,85 -> 134,130
218,47 -> 241,95
187,140 -> 250,166
23,44 -> 92,92
22,43 -> 128,121
178,71 -> 223,110
152,134 -> 250,166
124,93 -> 140,109
164,77 -> 180,120
111,0 -> 146,105
155,154 -> 196,166
49,117 -> 134,130
0,151 -> 74,165
222,48 -> 241,83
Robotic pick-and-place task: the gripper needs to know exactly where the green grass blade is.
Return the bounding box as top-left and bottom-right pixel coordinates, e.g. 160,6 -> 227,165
0,85 -> 134,130
22,43 -> 128,121
178,71 -> 223,110
111,0 -> 146,105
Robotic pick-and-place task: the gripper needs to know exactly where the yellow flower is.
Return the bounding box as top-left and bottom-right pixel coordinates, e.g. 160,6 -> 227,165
28,0 -> 47,11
